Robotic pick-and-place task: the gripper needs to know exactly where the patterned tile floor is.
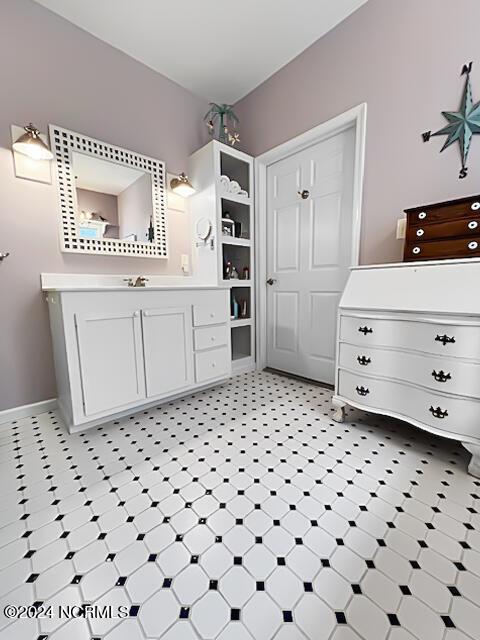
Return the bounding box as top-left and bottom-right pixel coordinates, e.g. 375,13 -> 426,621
0,370 -> 479,640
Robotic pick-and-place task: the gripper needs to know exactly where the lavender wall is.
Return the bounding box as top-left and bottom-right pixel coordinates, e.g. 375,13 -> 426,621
235,0 -> 480,265
0,0 -> 208,411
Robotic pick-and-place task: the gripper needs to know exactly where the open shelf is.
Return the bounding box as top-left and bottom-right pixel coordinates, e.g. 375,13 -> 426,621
231,318 -> 251,328
224,280 -> 252,287
229,287 -> 250,322
231,324 -> 251,361
223,244 -> 250,282
222,236 -> 251,247
220,151 -> 250,196
220,198 -> 251,239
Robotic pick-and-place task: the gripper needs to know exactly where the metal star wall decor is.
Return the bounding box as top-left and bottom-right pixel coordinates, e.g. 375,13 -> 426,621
423,62 -> 480,179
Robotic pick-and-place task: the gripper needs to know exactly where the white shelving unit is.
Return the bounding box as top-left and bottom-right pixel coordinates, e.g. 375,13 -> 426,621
189,140 -> 255,373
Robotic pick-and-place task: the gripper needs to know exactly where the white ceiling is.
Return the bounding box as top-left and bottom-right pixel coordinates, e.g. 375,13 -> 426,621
34,0 -> 367,103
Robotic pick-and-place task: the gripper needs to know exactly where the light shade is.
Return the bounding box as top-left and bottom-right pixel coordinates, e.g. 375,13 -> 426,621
170,172 -> 195,197
12,123 -> 53,160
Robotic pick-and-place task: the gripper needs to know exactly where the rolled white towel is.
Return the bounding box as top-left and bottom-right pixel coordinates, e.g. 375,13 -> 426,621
229,180 -> 241,194
219,175 -> 230,190
238,189 -> 248,198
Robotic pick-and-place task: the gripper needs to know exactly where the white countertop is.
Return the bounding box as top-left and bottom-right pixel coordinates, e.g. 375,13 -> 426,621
41,273 -> 227,292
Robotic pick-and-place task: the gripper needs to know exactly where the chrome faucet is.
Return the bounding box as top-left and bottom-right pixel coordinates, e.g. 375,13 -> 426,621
124,276 -> 149,287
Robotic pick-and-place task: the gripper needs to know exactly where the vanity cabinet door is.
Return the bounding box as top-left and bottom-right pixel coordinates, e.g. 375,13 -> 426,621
75,311 -> 146,416
142,306 -> 194,398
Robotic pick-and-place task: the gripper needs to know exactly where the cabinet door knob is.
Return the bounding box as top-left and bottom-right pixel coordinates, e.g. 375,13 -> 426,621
133,311 -> 139,317
357,356 -> 371,366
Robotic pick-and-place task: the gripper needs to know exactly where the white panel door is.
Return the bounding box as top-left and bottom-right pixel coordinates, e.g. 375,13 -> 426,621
75,311 -> 146,416
266,127 -> 355,383
142,306 -> 194,398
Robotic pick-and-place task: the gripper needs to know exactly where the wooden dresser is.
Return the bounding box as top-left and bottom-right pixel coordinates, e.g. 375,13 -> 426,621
404,194 -> 480,261
332,260 -> 480,477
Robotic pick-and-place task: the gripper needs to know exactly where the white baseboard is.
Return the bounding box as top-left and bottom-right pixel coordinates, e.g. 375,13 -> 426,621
0,398 -> 57,425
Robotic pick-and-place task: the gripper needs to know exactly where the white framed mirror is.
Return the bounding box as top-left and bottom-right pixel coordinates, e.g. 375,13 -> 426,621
50,125 -> 167,258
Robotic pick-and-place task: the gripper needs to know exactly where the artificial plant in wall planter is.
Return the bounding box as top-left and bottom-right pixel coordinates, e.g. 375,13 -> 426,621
204,103 -> 240,145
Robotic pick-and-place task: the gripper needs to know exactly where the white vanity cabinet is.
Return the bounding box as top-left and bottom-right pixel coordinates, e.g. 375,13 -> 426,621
332,260 -> 480,477
44,284 -> 230,433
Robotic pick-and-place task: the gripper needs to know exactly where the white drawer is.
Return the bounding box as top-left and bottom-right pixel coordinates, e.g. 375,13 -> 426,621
193,294 -> 228,327
195,346 -> 231,383
194,325 -> 229,351
339,342 -> 480,399
340,314 -> 480,361
338,369 -> 480,439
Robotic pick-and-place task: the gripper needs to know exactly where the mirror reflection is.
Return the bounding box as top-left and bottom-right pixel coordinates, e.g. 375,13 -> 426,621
72,152 -> 154,242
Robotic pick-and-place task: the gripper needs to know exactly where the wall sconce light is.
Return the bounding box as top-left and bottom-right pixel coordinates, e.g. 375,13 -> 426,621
12,123 -> 53,160
169,172 -> 195,197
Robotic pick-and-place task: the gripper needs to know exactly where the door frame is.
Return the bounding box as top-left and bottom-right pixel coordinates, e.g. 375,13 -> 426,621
254,102 -> 367,370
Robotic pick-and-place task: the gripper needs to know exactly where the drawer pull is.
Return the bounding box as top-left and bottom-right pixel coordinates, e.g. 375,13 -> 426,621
432,369 -> 452,383
358,326 -> 373,335
412,247 -> 421,255
435,334 -> 456,346
357,356 -> 371,366
356,386 -> 370,397
468,241 -> 478,250
429,406 -> 448,419
468,220 -> 478,230
471,202 -> 480,211
418,211 -> 427,220
416,229 -> 424,237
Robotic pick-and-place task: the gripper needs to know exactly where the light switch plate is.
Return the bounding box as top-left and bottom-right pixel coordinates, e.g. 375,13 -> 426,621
396,217 -> 406,240
181,254 -> 190,274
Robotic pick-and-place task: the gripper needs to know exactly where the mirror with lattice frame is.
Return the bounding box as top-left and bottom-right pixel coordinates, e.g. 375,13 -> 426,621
50,125 -> 167,258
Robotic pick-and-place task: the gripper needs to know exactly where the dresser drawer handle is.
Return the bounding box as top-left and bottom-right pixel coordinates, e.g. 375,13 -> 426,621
435,334 -> 455,346
471,202 -> 480,211
432,369 -> 452,383
416,228 -> 424,237
358,326 -> 373,335
356,386 -> 370,397
357,356 -> 371,366
468,241 -> 478,250
418,211 -> 427,220
429,406 -> 448,419
468,221 -> 478,230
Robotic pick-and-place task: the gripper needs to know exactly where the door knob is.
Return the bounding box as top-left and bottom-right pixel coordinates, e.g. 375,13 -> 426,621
298,190 -> 310,200
266,278 -> 277,286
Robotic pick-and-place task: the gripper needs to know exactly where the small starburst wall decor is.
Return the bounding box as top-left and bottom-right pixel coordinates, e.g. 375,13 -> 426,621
423,62 -> 480,179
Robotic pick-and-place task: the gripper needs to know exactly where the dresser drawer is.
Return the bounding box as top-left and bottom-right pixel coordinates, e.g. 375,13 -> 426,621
194,325 -> 229,351
406,195 -> 480,226
338,369 -> 480,439
340,314 -> 480,360
195,346 -> 231,383
404,236 -> 480,261
339,342 -> 480,399
406,217 -> 480,243
192,293 -> 228,327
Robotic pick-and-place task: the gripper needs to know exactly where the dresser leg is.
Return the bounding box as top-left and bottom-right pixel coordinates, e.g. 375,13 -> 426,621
332,398 -> 346,423
463,443 -> 480,478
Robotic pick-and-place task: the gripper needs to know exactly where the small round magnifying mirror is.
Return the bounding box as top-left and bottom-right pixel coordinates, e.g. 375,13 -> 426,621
196,217 -> 213,242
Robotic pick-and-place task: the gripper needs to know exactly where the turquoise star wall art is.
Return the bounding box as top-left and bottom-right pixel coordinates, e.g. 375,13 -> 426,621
423,62 -> 480,179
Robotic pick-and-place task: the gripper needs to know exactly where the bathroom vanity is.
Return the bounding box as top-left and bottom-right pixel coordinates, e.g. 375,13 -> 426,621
43,276 -> 231,432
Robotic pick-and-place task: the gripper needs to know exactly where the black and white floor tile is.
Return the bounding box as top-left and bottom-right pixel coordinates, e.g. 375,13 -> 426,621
0,370 -> 479,640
